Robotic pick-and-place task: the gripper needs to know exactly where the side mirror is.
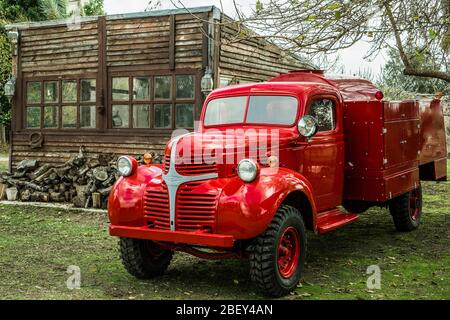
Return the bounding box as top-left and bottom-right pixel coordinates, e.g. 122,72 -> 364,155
297,115 -> 318,140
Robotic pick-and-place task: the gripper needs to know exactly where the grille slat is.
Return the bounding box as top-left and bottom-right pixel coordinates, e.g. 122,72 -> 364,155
147,155 -> 218,232
143,181 -> 218,232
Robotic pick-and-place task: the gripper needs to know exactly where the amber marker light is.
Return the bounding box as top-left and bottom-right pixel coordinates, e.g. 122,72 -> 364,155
143,153 -> 153,165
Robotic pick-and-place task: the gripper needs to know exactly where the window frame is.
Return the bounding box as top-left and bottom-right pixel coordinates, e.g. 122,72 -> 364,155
202,93 -> 301,128
108,70 -> 200,131
305,95 -> 338,135
22,74 -> 98,131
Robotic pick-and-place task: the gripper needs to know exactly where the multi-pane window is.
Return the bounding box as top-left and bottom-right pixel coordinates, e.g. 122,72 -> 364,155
111,74 -> 195,129
25,79 -> 97,129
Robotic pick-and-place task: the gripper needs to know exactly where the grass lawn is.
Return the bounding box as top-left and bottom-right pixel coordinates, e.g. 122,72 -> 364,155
0,164 -> 449,300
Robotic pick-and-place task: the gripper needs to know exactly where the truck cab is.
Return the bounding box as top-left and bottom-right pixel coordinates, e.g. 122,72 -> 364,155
108,70 -> 447,297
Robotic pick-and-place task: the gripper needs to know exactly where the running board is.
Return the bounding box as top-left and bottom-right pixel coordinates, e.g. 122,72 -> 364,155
316,209 -> 359,234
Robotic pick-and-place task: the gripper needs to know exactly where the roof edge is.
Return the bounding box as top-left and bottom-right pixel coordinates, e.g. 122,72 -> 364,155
5,5 -> 220,30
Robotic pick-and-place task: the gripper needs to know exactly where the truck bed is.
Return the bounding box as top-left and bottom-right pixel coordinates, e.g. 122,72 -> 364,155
343,98 -> 447,203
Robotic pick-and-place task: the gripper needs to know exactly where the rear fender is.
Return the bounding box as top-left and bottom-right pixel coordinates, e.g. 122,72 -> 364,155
216,167 -> 317,239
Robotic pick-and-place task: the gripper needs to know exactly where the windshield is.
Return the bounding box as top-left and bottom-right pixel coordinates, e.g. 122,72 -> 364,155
204,95 -> 298,126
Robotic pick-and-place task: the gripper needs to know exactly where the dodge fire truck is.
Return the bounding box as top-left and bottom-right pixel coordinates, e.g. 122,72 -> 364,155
108,70 -> 447,296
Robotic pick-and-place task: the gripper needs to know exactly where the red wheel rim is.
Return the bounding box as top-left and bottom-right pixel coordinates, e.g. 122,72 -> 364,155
277,227 -> 300,279
409,188 -> 421,221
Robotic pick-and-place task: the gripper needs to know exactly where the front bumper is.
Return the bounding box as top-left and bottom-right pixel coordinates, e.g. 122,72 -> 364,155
109,225 -> 235,248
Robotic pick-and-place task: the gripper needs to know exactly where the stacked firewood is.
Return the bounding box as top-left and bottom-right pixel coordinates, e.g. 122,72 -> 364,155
0,146 -> 161,209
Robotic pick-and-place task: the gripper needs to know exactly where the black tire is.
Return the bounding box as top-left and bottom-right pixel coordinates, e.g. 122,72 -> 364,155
118,237 -> 173,279
249,205 -> 307,297
389,186 -> 422,232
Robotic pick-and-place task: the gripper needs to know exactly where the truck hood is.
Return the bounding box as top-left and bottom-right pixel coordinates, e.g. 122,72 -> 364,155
165,129 -> 298,165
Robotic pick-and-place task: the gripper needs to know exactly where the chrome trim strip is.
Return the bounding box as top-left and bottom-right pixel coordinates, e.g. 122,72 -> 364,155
162,133 -> 218,231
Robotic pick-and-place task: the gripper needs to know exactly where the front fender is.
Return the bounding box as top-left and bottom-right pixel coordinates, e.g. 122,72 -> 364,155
216,167 -> 317,239
108,165 -> 163,226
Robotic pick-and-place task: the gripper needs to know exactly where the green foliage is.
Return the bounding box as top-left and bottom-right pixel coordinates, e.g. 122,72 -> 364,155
377,49 -> 450,99
0,0 -> 45,23
255,0 -> 263,13
0,31 -> 11,126
83,0 -> 105,16
38,0 -> 68,20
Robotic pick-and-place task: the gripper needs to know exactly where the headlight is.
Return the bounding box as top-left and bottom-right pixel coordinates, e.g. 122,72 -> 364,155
237,159 -> 258,182
117,156 -> 136,177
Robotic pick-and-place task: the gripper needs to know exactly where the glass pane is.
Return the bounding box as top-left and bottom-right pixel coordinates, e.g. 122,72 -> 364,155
204,96 -> 247,126
62,106 -> 77,128
246,96 -> 298,125
133,105 -> 150,128
112,105 -> 129,128
26,107 -> 41,128
62,80 -> 77,103
154,76 -> 172,99
81,79 -> 96,102
44,81 -> 58,103
154,104 -> 172,128
80,106 -> 96,128
43,106 -> 58,128
112,77 -> 129,101
133,77 -> 150,100
309,99 -> 335,131
27,82 -> 41,104
176,75 -> 195,99
176,104 -> 194,128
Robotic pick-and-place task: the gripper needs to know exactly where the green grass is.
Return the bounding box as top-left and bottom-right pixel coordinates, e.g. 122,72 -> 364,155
0,165 -> 449,300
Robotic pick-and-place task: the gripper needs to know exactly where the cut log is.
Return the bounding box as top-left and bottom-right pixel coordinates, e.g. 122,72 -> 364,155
0,183 -> 7,200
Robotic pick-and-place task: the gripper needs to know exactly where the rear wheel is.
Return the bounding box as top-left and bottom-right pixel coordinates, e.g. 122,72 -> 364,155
389,186 -> 422,232
119,237 -> 173,279
249,205 -> 307,297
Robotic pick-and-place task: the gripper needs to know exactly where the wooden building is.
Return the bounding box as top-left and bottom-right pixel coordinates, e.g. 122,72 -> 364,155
5,6 -> 308,170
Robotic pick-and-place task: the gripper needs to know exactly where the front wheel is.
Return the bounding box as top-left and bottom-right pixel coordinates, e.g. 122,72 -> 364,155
389,186 -> 422,232
249,205 -> 307,297
119,237 -> 173,279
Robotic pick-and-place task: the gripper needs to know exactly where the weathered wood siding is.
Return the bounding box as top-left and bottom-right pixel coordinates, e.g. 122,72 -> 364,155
106,17 -> 170,68
21,22 -> 99,78
219,17 -> 306,83
106,14 -> 205,70
10,132 -> 170,168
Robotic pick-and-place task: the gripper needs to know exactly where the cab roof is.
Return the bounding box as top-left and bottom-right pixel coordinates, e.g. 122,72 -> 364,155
211,70 -> 381,102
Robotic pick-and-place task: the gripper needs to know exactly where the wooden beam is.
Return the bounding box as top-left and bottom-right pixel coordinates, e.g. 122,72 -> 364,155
169,14 -> 175,71
202,19 -> 209,71
98,16 -> 107,131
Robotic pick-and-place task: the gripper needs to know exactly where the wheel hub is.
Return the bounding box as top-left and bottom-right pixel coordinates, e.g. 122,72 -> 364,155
277,227 -> 300,278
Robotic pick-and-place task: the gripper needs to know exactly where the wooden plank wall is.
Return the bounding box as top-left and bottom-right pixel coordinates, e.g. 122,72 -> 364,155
21,22 -> 99,77
105,14 -> 205,69
11,132 -> 172,167
12,13 -> 208,168
219,16 -> 307,83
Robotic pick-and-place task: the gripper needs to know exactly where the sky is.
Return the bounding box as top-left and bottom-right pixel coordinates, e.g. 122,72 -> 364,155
103,0 -> 386,80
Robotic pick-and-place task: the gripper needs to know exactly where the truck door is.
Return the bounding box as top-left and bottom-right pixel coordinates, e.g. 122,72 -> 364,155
302,97 -> 344,212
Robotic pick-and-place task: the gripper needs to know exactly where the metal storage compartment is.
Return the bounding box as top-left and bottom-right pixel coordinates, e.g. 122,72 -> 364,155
343,100 -> 421,202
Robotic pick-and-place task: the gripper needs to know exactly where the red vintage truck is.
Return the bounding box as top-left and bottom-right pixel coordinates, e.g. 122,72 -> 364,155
108,70 -> 447,296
